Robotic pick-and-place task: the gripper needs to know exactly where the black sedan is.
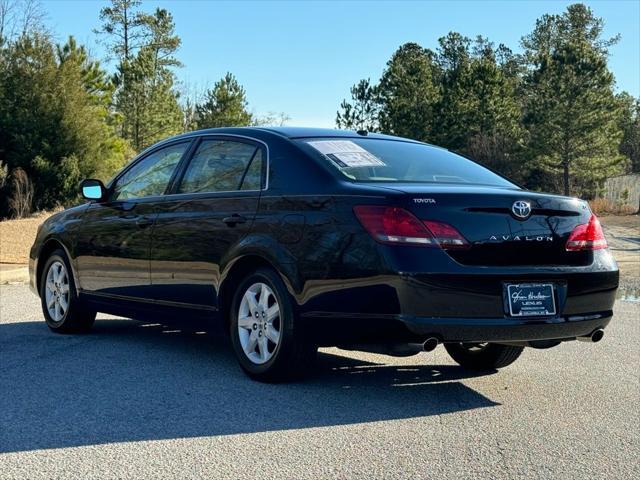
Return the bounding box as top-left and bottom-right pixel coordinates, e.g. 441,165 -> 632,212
29,127 -> 619,381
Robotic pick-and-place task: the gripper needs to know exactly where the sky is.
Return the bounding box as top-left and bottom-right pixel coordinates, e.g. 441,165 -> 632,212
42,0 -> 640,128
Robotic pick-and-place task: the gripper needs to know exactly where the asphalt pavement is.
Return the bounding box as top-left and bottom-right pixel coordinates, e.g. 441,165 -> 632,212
0,284 -> 638,479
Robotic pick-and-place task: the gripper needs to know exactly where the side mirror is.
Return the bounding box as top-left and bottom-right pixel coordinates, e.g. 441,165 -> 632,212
80,179 -> 106,201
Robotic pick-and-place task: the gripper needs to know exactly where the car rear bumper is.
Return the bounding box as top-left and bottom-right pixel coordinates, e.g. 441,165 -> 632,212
400,312 -> 612,342
297,250 -> 619,345
302,309 -> 613,344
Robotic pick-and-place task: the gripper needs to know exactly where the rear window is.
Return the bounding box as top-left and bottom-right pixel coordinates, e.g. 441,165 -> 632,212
300,138 -> 515,188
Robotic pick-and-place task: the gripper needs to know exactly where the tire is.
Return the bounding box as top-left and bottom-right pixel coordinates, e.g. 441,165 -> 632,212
444,342 -> 524,370
229,268 -> 316,382
40,249 -> 96,334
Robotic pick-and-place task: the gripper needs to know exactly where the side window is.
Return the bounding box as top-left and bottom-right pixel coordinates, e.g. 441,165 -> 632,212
111,143 -> 188,201
241,149 -> 263,190
178,140 -> 263,194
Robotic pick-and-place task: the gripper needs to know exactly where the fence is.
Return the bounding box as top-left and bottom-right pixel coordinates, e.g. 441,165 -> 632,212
603,174 -> 640,212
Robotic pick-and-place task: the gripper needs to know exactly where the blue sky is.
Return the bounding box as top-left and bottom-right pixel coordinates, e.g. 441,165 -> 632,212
43,0 -> 640,127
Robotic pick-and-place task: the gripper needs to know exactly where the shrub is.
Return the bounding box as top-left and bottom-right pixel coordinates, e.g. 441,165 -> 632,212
0,161 -> 8,189
7,168 -> 34,219
589,197 -> 637,215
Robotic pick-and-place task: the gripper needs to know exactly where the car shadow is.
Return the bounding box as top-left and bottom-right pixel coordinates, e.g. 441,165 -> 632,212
0,318 -> 499,453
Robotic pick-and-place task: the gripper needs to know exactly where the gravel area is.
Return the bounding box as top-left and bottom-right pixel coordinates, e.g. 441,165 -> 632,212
600,215 -> 639,279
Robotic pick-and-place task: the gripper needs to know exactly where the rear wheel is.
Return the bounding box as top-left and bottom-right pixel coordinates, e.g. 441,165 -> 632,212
40,249 -> 96,333
444,342 -> 523,370
229,268 -> 316,382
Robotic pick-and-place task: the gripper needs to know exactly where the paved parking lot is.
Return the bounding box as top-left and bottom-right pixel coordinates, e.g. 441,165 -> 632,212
0,284 -> 638,479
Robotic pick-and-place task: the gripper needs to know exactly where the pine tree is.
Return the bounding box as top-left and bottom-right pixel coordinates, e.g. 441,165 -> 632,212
336,78 -> 380,132
195,72 -> 253,129
617,92 -> 640,173
463,39 -> 524,181
0,33 -> 131,214
119,8 -> 183,150
95,0 -> 148,61
522,3 -> 625,197
377,43 -> 440,141
98,2 -> 183,151
431,32 -> 473,150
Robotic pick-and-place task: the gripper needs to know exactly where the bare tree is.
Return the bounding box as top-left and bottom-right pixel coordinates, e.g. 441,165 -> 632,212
178,79 -> 206,132
17,0 -> 45,35
8,168 -> 34,219
0,0 -> 16,41
0,0 -> 46,42
253,111 -> 291,127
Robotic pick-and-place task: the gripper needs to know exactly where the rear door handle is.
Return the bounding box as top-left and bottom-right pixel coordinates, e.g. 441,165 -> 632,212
222,214 -> 247,226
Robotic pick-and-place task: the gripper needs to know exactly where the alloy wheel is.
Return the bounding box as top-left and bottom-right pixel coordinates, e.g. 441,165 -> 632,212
45,261 -> 70,322
237,282 -> 281,364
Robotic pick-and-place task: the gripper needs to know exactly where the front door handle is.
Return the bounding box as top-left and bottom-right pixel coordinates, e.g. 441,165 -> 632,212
222,214 -> 247,226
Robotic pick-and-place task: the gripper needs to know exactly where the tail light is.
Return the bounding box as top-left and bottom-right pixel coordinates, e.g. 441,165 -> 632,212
422,220 -> 470,249
565,214 -> 607,251
353,206 -> 469,249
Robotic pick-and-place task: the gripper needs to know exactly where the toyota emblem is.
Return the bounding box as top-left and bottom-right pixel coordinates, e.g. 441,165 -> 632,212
512,201 -> 532,219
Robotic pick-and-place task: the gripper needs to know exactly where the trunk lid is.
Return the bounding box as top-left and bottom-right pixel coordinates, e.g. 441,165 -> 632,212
377,183 -> 593,267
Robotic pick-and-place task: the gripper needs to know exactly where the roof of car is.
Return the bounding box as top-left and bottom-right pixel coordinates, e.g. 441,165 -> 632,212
140,126 -> 427,159
167,126 -> 422,142
249,126 -> 421,142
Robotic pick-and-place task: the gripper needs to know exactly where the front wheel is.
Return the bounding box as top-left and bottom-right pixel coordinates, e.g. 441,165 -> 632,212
444,342 -> 524,370
229,268 -> 316,382
40,249 -> 96,333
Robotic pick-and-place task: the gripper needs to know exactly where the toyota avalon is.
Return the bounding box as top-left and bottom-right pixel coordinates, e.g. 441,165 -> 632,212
29,127 -> 619,381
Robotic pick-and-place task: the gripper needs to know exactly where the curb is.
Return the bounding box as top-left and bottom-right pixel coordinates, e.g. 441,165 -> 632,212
0,265 -> 29,284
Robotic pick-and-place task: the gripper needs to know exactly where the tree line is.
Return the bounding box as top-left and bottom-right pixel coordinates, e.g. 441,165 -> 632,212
0,0 -> 277,219
336,3 -> 639,198
1,2 -> 638,219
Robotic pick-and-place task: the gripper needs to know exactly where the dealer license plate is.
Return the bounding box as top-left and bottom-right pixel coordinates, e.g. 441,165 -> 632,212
506,283 -> 556,317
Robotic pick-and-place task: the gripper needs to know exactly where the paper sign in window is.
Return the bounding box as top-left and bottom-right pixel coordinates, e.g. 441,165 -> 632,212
308,140 -> 386,168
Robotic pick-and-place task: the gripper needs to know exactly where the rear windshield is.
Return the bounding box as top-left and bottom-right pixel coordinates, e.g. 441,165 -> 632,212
300,138 -> 516,188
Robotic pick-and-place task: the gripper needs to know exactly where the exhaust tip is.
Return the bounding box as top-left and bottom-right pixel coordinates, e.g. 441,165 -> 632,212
423,337 -> 439,352
577,328 -> 605,343
591,328 -> 604,343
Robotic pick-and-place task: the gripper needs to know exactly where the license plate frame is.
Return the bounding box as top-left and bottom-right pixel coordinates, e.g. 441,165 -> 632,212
506,283 -> 556,317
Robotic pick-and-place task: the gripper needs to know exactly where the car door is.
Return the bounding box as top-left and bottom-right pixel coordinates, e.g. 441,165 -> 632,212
149,136 -> 265,308
75,141 -> 192,300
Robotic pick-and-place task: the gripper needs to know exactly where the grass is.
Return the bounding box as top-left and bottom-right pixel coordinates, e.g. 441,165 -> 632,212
589,198 -> 638,216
